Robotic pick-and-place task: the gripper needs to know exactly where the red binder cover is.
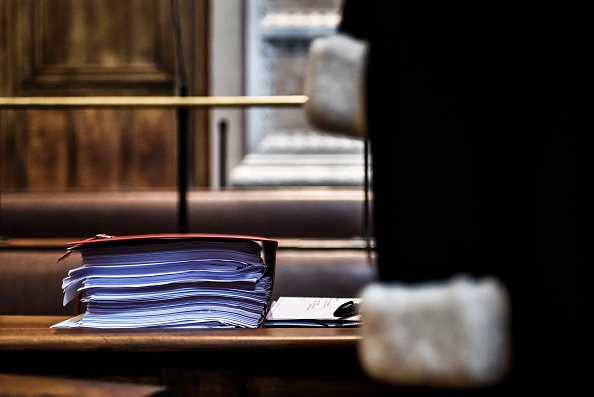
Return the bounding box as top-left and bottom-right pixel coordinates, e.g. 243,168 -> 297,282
57,233 -> 278,328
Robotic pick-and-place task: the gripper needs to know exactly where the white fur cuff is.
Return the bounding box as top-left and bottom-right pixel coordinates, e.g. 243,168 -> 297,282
357,275 -> 511,389
303,33 -> 368,138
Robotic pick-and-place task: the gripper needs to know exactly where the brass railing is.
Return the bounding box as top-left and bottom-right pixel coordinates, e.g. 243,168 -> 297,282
0,95 -> 308,108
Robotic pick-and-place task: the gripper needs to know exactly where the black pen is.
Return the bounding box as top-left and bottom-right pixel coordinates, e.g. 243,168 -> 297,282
333,300 -> 360,318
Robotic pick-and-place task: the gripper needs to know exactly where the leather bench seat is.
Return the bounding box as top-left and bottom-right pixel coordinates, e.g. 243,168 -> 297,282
0,189 -> 370,239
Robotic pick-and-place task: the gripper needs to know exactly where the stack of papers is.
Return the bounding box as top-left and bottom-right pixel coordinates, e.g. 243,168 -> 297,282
51,233 -> 277,329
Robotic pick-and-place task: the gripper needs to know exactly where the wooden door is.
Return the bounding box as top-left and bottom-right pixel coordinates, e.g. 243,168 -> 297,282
0,0 -> 209,191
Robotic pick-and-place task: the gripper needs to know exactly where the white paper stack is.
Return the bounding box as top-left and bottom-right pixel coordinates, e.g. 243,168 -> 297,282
52,234 -> 277,329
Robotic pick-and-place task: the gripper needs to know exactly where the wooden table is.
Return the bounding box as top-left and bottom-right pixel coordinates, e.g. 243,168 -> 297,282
0,373 -> 168,397
0,316 -> 397,397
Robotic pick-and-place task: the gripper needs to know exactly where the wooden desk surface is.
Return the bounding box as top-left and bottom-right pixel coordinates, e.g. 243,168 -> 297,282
0,315 -> 360,352
0,315 -> 394,397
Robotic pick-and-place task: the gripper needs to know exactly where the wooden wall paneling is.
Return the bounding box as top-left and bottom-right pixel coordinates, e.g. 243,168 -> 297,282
0,1 -> 14,95
73,109 -> 122,190
1,0 -> 32,190
25,109 -> 69,190
0,0 -> 7,188
183,0 -> 210,188
130,109 -> 177,188
25,0 -> 176,95
0,109 -> 27,190
0,0 -> 210,192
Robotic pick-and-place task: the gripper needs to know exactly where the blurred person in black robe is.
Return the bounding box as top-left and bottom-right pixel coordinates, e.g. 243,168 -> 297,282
337,0 -> 592,393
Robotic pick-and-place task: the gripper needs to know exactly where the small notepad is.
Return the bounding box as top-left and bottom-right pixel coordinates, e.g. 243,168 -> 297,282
264,297 -> 361,328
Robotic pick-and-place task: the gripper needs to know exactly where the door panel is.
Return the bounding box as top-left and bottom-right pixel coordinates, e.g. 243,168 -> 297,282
0,0 -> 209,191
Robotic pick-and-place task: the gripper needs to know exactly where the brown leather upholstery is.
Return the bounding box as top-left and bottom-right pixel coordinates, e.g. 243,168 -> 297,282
0,189 -> 370,239
0,250 -> 79,316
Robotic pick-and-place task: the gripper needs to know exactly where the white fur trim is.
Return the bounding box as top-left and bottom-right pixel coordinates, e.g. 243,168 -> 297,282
357,275 -> 511,389
303,33 -> 368,138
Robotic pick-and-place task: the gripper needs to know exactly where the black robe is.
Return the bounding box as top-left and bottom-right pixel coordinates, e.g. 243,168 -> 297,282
338,1 -> 592,393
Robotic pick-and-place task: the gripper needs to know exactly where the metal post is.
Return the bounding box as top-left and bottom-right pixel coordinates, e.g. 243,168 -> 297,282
219,119 -> 228,188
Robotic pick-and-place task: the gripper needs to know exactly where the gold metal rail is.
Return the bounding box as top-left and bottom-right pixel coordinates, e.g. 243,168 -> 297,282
0,95 -> 308,108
